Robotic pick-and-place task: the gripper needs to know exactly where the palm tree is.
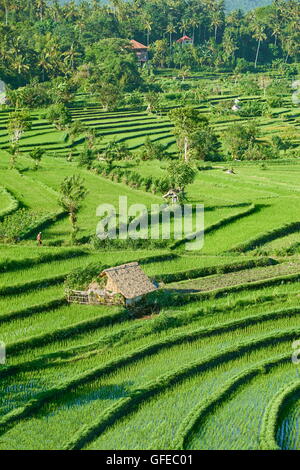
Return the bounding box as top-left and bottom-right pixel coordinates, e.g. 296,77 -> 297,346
63,43 -> 81,71
180,18 -> 189,36
211,10 -> 223,41
271,21 -> 281,46
190,17 -> 198,43
252,23 -> 267,68
109,0 -> 126,22
222,33 -> 237,64
1,0 -> 10,25
38,51 -> 53,81
48,0 -> 62,22
35,0 -> 46,21
59,175 -> 88,243
166,23 -> 176,51
144,18 -> 153,46
282,34 -> 298,63
65,0 -> 78,22
12,54 -> 30,76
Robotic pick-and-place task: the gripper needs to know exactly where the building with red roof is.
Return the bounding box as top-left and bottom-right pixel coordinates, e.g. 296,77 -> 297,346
176,35 -> 193,45
130,39 -> 148,63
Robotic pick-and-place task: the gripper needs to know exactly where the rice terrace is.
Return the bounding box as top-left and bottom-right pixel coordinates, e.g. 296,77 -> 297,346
0,0 -> 299,453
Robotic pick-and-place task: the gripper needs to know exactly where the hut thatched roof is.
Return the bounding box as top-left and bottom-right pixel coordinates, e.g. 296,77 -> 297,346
100,262 -> 157,299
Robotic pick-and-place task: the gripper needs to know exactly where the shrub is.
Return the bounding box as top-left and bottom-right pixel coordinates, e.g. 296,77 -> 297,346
239,100 -> 264,117
242,143 -> 277,161
266,95 -> 284,108
139,137 -> 167,161
64,263 -> 103,290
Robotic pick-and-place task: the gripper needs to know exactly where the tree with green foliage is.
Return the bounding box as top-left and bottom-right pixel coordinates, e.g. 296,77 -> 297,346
46,104 -> 72,130
271,135 -> 293,155
86,38 -> 143,93
94,82 -> 123,112
139,137 -> 167,161
59,175 -> 88,243
169,107 -> 210,162
8,143 -> 19,170
78,148 -> 96,169
100,139 -> 131,165
29,147 -> 45,170
151,40 -> 168,68
144,92 -> 162,114
167,161 -> 196,200
7,109 -> 32,145
251,21 -> 267,68
190,127 -> 221,161
223,122 -> 259,159
67,120 -> 86,145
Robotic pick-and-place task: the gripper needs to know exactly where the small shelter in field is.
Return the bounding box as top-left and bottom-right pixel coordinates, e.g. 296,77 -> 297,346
130,39 -> 149,64
163,189 -> 180,204
176,35 -> 193,46
67,262 -> 158,306
232,98 -> 241,112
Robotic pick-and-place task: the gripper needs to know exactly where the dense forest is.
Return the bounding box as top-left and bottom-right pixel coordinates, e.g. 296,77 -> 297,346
0,0 -> 299,90
58,0 -> 275,13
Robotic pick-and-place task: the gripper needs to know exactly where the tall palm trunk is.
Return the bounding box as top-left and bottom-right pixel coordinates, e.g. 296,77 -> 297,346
184,137 -> 189,162
285,51 -> 289,63
254,39 -> 261,68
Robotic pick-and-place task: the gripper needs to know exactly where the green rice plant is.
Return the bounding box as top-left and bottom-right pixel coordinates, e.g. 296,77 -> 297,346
186,361 -> 299,450
2,317 -> 300,444
173,354 -> 288,449
260,380 -> 300,450
230,221 -> 300,253
67,329 -> 300,450
0,188 -> 19,220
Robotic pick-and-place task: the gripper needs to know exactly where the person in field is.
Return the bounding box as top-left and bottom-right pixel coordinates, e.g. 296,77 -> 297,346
37,232 -> 42,246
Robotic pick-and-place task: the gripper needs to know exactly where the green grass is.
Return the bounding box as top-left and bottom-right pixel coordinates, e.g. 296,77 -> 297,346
0,75 -> 300,449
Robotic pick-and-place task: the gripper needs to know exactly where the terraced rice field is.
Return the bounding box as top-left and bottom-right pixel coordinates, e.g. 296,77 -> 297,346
0,86 -> 300,449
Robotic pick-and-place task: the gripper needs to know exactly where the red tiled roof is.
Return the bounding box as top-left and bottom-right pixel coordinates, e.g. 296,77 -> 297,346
130,39 -> 148,49
176,35 -> 193,43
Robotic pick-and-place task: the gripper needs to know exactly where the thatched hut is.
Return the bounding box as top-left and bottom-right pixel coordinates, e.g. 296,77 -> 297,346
66,262 -> 158,306
90,262 -> 158,306
163,189 -> 180,204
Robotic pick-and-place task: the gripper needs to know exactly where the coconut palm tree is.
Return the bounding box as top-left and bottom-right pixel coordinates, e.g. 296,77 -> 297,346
35,0 -> 46,21
166,23 -> 176,50
48,0 -> 62,22
210,10 -> 223,41
271,20 -> 281,46
59,175 -> 88,243
12,54 -> 30,76
38,51 -> 53,81
190,17 -> 198,43
144,19 -> 152,46
252,22 -> 267,68
0,0 -> 10,25
282,34 -> 298,63
180,18 -> 189,36
63,43 -> 81,71
222,32 -> 237,64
